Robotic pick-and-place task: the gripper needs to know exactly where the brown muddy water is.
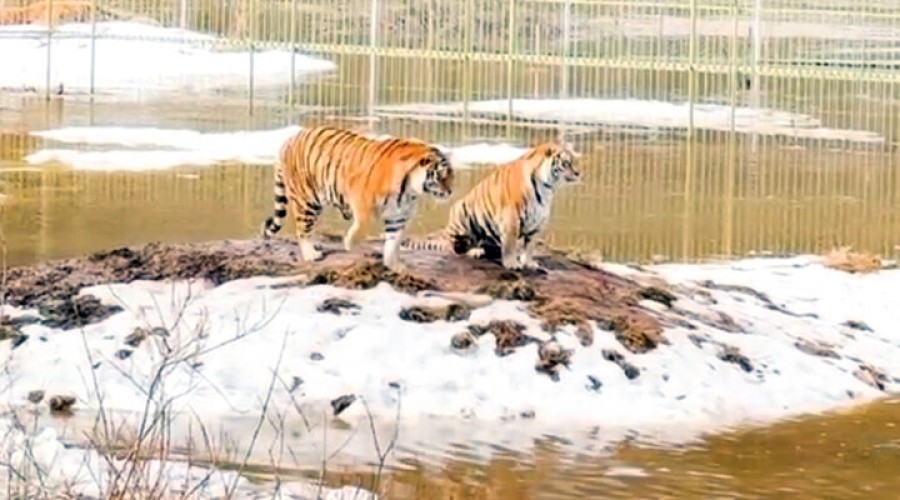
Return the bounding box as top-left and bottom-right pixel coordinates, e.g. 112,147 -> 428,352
2,94 -> 900,497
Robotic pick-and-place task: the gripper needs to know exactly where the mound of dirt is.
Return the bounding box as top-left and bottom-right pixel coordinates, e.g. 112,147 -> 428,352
3,234 -> 666,354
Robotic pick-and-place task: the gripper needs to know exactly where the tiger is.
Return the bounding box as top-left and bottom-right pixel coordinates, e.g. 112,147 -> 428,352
260,125 -> 455,271
400,142 -> 580,270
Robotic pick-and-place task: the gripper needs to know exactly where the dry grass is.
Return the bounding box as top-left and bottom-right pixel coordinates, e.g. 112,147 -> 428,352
822,246 -> 883,274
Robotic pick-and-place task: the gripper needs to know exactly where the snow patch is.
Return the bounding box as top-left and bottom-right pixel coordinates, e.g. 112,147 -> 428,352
0,22 -> 335,96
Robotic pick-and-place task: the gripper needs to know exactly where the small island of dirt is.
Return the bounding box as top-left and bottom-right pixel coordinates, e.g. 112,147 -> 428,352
2,234 -> 671,354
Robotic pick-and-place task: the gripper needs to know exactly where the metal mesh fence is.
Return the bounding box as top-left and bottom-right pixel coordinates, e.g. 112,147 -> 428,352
1,0 -> 899,262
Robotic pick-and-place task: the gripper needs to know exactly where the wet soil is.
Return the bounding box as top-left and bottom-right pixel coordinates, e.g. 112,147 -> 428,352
3,234 -> 665,354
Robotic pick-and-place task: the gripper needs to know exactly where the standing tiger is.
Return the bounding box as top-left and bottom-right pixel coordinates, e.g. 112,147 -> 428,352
261,125 -> 455,270
400,142 -> 580,270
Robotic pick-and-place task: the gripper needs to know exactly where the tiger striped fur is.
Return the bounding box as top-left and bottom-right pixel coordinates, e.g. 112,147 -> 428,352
261,125 -> 455,270
400,142 -> 580,270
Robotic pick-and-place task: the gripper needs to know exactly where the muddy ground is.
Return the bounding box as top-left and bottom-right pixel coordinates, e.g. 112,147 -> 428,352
1,234 -> 676,354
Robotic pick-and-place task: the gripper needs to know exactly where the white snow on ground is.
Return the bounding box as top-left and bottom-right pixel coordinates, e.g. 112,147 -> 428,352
0,22 -> 335,96
25,126 -> 531,171
377,99 -> 885,143
0,422 -> 374,499
0,255 -> 897,472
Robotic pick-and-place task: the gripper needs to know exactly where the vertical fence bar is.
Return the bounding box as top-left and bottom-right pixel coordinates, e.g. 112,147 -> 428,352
179,0 -> 188,29
44,0 -> 54,100
723,0 -> 739,256
368,0 -> 379,124
683,0 -> 697,261
288,0 -> 297,107
559,0 -> 570,142
462,0 -> 473,131
89,0 -> 97,99
506,0 -> 516,134
751,0 -> 762,154
248,0 -> 255,116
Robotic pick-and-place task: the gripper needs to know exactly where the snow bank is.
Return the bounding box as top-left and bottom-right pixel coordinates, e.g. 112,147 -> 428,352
0,423 -> 374,499
1,256 -> 897,464
377,99 -> 885,143
0,22 -> 335,96
25,126 -> 530,171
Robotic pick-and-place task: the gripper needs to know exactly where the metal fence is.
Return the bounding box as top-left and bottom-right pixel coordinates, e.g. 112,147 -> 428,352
2,0 -> 900,262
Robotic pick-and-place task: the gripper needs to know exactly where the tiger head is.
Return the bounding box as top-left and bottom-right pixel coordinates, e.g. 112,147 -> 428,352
413,147 -> 455,202
535,142 -> 581,187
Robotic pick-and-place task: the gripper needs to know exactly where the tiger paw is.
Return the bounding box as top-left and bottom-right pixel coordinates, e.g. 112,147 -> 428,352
300,242 -> 324,262
466,248 -> 486,259
501,258 -> 524,271
385,259 -> 408,273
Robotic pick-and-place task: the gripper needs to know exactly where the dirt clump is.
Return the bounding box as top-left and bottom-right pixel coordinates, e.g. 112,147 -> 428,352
331,394 -> 357,417
467,320 -> 535,356
317,298 -> 362,315
636,286 -> 678,308
450,330 -> 478,350
399,302 -> 471,323
26,390 -> 45,404
795,339 -> 841,359
308,261 -> 436,294
123,327 -> 148,347
477,279 -> 537,301
842,320 -> 873,332
854,364 -> 889,391
535,340 -> 573,381
602,349 -> 640,380
717,345 -> 754,373
48,395 -> 76,416
609,313 -> 666,354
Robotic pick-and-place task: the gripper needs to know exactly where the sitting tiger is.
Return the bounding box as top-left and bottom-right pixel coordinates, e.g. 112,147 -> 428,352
401,142 -> 580,270
261,125 -> 455,270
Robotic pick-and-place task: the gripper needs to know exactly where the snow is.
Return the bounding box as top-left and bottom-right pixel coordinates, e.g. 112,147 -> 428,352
25,126 -> 531,171
0,424 -> 374,498
377,99 -> 885,143
0,22 -> 335,96
0,255 -> 897,477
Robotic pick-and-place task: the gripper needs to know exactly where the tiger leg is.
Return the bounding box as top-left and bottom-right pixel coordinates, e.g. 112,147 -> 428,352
343,211 -> 372,252
382,211 -> 412,271
499,211 -> 523,270
292,198 -> 324,261
520,234 -> 542,270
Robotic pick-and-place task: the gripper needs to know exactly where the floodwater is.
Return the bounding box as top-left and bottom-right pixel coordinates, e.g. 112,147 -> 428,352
2,75 -> 900,497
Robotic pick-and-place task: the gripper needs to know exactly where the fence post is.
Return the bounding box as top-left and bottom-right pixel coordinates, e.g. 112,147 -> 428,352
368,0 -> 379,125
462,0 -> 473,131
559,0 -> 571,142
44,0 -> 53,101
179,0 -> 188,29
89,0 -> 97,99
289,0 -> 297,107
723,0 -> 739,256
506,0 -> 516,134
683,0 -> 698,261
248,0 -> 255,116
751,0 -> 762,154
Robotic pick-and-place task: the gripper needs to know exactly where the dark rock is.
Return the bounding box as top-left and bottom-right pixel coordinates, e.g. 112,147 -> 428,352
330,394 -> 357,417
717,346 -> 754,373
316,298 -> 361,315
